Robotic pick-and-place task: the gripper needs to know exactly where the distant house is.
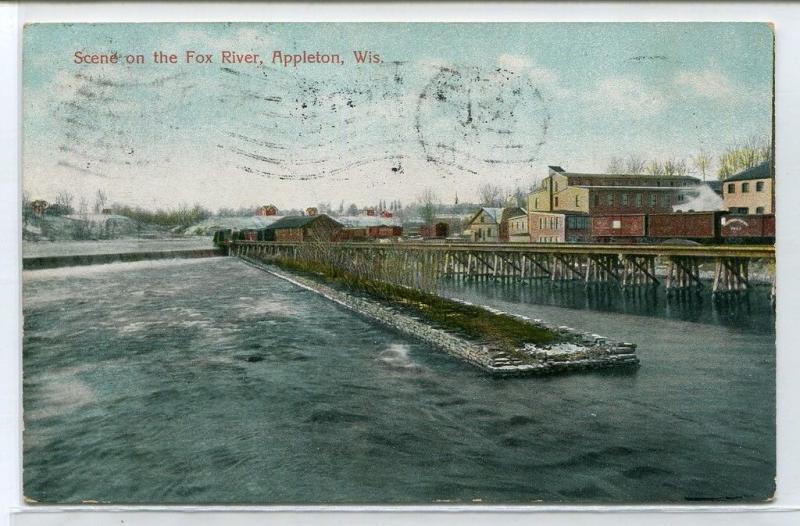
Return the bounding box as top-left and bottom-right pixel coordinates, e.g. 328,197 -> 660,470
265,214 -> 342,242
364,207 -> 377,217
305,207 -> 318,217
506,210 -> 529,243
465,207 -> 526,242
256,204 -> 279,216
722,162 -> 774,215
380,210 -> 394,218
101,208 -> 112,215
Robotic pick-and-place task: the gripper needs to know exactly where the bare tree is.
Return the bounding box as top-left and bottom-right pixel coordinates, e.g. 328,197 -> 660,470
663,158 -> 688,176
645,159 -> 665,176
54,191 -> 75,214
606,156 -> 625,173
691,150 -> 713,182
417,188 -> 440,225
717,135 -> 772,179
624,156 -> 646,174
478,183 -> 503,207
94,189 -> 109,214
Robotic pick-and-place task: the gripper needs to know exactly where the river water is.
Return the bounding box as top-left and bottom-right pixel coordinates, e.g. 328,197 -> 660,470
22,257 -> 775,504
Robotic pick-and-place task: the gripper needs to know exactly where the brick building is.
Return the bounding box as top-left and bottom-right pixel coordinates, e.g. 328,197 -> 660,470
722,161 -> 774,214
265,214 -> 342,242
527,165 -> 699,215
526,165 -> 700,243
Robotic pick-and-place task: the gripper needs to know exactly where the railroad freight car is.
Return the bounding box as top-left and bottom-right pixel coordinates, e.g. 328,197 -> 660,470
335,228 -> 369,241
368,225 -> 403,238
721,214 -> 775,242
648,212 -> 722,241
590,214 -> 647,242
420,222 -> 449,239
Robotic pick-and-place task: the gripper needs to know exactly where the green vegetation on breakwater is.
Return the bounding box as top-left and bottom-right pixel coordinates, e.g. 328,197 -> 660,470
261,256 -> 560,353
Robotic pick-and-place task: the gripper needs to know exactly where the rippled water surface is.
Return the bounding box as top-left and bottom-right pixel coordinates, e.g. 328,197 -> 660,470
23,257 -> 775,504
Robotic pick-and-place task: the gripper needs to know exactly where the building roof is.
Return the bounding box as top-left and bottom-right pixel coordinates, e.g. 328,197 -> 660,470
566,172 -> 700,182
505,209 -> 528,220
265,214 -> 341,230
337,215 -> 400,228
549,166 -> 700,182
576,185 -> 692,191
502,208 -> 527,220
723,161 -> 773,182
468,207 -> 526,224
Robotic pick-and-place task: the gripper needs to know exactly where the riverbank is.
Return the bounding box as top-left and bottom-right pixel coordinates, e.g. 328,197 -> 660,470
240,255 -> 639,376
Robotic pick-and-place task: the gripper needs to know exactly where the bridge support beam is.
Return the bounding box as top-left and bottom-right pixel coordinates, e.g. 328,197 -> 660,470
584,254 -> 622,286
665,256 -> 703,295
712,257 -> 749,297
621,255 -> 659,288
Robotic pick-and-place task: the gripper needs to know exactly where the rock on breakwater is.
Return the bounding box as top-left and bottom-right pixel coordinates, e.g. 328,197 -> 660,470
239,256 -> 639,376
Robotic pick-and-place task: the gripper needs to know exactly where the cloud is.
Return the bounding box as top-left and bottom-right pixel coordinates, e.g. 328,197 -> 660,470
497,53 -> 568,98
674,69 -> 737,100
163,27 -> 271,54
586,76 -> 666,118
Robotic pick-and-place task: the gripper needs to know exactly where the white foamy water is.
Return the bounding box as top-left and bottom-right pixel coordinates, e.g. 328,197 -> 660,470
376,344 -> 419,369
23,257 -> 226,281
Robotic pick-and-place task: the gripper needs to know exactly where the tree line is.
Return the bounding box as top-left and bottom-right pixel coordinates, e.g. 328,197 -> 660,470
605,135 -> 772,180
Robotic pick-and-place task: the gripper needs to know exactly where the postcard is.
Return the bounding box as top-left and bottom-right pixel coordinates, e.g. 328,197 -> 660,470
21,22 -> 775,505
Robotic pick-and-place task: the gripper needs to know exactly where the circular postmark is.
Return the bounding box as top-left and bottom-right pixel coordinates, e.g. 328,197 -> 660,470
415,65 -> 550,175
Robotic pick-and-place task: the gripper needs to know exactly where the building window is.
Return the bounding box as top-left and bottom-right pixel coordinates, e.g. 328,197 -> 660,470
635,194 -> 643,208
606,193 -> 613,206
534,198 -> 539,208
649,194 -> 657,207
554,197 -> 559,207
661,194 -> 671,207
593,194 -> 599,207
756,181 -> 764,192
727,183 -> 735,194
742,182 -> 750,193
756,207 -> 765,214
555,182 -> 559,191
575,195 -> 579,207
621,193 -> 629,206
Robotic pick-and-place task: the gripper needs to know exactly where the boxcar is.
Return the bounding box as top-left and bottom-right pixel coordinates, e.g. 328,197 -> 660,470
367,225 -> 402,239
336,228 -> 369,241
721,214 -> 775,241
648,212 -> 720,240
590,214 -> 647,241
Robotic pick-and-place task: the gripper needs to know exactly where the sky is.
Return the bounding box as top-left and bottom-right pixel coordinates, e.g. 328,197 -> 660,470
23,23 -> 774,211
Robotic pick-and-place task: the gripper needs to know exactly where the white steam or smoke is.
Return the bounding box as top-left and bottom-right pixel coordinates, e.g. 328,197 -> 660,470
672,184 -> 724,212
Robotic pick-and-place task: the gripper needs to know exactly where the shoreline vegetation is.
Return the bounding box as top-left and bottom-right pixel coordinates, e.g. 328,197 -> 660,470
242,249 -> 639,374
266,255 -> 560,355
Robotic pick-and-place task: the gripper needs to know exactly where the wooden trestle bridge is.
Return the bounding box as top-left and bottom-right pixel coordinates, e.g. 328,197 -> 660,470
227,241 -> 775,299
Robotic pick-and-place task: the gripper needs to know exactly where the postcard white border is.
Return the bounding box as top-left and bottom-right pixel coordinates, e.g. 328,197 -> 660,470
3,2 -> 799,525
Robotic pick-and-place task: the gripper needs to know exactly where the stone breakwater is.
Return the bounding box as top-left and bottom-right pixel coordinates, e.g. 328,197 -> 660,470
239,256 -> 639,376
